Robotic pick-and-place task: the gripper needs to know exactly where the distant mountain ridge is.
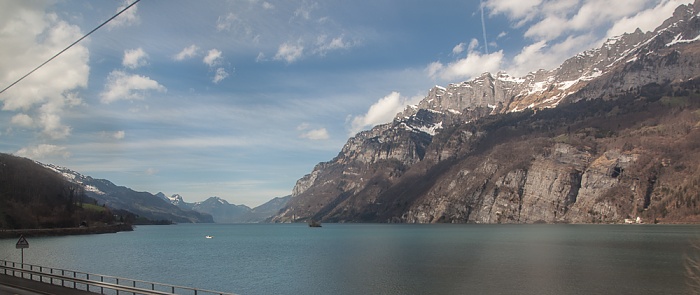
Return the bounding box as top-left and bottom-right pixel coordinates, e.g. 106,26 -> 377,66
158,193 -> 290,223
272,0 -> 700,224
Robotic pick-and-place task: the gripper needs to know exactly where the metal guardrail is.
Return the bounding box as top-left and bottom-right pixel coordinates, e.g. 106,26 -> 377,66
0,260 -> 237,295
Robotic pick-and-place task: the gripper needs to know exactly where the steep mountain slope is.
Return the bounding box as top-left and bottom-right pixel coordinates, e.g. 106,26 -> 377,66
272,1 -> 700,224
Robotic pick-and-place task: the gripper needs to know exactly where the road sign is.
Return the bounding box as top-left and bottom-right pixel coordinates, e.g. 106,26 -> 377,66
15,235 -> 29,249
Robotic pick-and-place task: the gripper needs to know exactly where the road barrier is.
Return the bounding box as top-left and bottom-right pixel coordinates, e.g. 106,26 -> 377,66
0,260 -> 236,295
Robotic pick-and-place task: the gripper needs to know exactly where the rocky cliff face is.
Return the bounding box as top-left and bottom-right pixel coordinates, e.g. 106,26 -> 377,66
272,0 -> 700,224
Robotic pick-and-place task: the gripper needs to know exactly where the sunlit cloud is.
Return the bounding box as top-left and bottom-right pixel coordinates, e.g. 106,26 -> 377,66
483,0 -> 687,77
122,47 -> 148,69
203,49 -> 223,67
605,0 -> 687,39
213,67 -> 230,84
300,128 -> 329,140
100,70 -> 166,104
274,42 -> 304,63
315,35 -> 356,55
293,2 -> 319,21
174,44 -> 200,61
297,123 -> 329,140
11,114 -> 33,127
349,92 -> 422,135
426,43 -> 504,82
113,130 -> 125,140
452,42 -> 467,55
0,1 -> 88,140
106,0 -> 140,30
16,144 -> 70,159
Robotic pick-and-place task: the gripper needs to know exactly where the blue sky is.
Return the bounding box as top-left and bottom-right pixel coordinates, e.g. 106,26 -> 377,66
0,0 -> 688,206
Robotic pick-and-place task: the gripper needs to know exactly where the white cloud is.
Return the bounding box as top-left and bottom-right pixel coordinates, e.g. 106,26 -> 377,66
293,2 -> 319,21
452,42 -> 467,55
508,34 -> 594,76
274,42 -> 304,63
100,70 -> 166,104
203,49 -> 223,67
122,47 -> 148,69
16,144 -> 70,159
213,67 -> 229,84
426,62 -> 444,79
215,11 -> 256,39
174,44 -> 200,61
106,0 -> 140,30
349,92 -> 422,135
38,107 -> 71,139
315,35 -> 354,55
524,15 -> 568,40
0,2 -> 88,140
297,123 -> 330,140
216,12 -> 238,32
486,0 -> 543,25
145,167 -> 159,175
11,114 -> 33,127
255,52 -> 266,62
427,50 -> 504,81
99,130 -> 126,140
468,39 -> 480,52
605,0 -> 687,39
113,130 -> 125,139
262,2 -> 275,10
299,128 -> 330,140
482,0 -> 684,77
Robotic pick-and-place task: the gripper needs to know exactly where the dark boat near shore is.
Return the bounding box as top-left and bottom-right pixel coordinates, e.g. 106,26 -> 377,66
308,220 -> 322,227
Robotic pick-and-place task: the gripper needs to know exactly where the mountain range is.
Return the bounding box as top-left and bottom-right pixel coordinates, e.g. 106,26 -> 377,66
40,164 -> 289,223
157,193 -> 291,223
271,0 -> 700,224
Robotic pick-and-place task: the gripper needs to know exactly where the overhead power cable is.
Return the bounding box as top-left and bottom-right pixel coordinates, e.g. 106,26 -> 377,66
0,0 -> 142,95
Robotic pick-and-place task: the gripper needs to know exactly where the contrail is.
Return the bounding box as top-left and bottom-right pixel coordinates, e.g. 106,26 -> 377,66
480,0 -> 489,55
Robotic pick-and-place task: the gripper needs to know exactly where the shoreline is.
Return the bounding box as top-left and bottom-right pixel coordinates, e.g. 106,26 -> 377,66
0,224 -> 133,239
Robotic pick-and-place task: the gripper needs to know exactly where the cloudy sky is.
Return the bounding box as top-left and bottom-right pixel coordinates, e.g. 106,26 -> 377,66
0,0 -> 689,206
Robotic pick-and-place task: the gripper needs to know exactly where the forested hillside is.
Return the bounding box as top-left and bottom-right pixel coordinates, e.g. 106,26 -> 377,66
0,153 -> 116,229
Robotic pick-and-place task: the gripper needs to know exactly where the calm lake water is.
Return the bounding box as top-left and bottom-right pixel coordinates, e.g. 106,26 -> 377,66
1,223 -> 699,295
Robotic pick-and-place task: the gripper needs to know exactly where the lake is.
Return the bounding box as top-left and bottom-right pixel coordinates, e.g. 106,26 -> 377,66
1,223 -> 699,295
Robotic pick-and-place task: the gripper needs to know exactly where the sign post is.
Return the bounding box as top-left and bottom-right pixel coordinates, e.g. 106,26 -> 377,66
15,235 -> 29,266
